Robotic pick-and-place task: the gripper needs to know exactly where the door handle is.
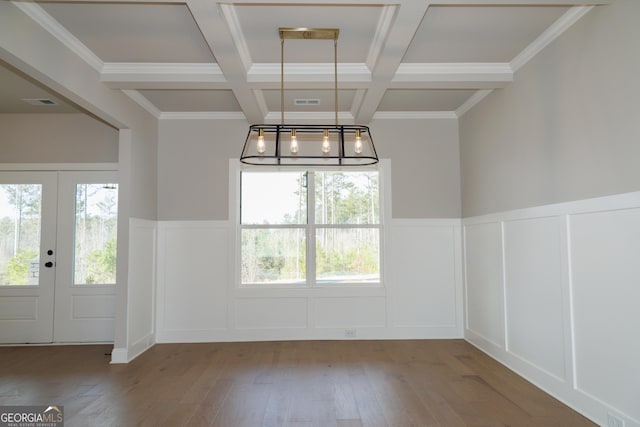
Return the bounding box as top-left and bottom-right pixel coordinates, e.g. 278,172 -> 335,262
44,261 -> 54,268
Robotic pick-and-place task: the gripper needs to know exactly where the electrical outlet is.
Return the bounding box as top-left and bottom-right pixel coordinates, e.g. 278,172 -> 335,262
607,413 -> 625,427
344,329 -> 356,338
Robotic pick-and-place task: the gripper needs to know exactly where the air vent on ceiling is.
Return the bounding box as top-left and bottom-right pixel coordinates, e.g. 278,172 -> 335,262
22,98 -> 58,106
294,99 -> 320,106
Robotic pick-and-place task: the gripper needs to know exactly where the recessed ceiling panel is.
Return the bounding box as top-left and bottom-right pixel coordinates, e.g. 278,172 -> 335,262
378,89 -> 476,111
40,3 -> 214,63
404,6 -> 569,63
0,64 -> 78,114
234,5 -> 382,63
263,89 -> 356,112
138,90 -> 241,112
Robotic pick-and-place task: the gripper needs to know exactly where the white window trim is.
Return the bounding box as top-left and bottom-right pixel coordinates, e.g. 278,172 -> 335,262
230,159 -> 391,289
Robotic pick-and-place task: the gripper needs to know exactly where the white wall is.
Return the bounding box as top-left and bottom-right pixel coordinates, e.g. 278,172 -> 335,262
0,114 -> 118,163
463,191 -> 640,427
157,119 -> 246,221
158,117 -> 461,220
370,118 -> 461,218
459,0 -> 640,217
122,218 -> 156,361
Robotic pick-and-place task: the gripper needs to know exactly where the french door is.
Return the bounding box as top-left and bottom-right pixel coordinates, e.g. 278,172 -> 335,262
0,170 -> 118,344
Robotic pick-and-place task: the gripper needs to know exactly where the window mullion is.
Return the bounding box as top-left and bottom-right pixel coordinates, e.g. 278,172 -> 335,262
307,171 -> 316,286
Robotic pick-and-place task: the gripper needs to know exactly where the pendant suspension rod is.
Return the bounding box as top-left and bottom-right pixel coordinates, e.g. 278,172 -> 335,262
334,38 -> 338,126
281,38 -> 285,125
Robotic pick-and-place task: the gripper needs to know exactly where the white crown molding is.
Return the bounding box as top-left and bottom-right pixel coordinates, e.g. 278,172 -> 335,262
13,2 -> 104,72
510,6 -> 594,72
219,4 -> 252,73
366,5 -> 398,71
455,89 -> 493,117
373,111 -> 458,120
122,90 -> 161,118
159,111 -> 247,120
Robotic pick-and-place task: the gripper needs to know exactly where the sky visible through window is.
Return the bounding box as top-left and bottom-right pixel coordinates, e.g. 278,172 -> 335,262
241,172 -> 303,224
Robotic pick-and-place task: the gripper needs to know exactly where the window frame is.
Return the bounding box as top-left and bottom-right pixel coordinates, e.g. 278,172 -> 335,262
234,161 -> 389,289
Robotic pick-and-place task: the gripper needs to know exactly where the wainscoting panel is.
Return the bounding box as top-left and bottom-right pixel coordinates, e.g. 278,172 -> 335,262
235,297 -> 308,330
570,208 -> 640,422
463,221 -> 505,348
155,218 -> 463,342
389,221 -> 460,331
503,216 -> 566,381
314,296 -> 386,328
156,222 -> 229,340
463,192 -> 640,427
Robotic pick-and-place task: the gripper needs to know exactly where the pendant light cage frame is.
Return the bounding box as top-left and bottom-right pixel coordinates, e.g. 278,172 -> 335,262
240,27 -> 379,166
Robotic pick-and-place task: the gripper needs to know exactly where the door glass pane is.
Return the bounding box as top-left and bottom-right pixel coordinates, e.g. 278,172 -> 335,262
316,228 -> 380,284
315,172 -> 379,225
241,228 -> 306,285
0,185 -> 42,286
241,171 -> 307,225
74,184 -> 118,285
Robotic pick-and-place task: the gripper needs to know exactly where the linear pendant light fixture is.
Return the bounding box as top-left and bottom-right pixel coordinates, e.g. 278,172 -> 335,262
240,27 -> 378,166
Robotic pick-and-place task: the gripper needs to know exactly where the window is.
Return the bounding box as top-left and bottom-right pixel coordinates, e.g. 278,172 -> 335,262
240,169 -> 381,286
0,184 -> 42,286
74,183 -> 118,285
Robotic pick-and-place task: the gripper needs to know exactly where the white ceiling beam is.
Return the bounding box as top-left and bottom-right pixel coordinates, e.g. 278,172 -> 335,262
247,63 -> 371,89
12,2 -> 103,72
353,1 -> 432,123
366,5 -> 397,71
186,0 -> 265,123
392,63 -> 513,89
510,5 -> 594,72
99,61 -> 512,91
101,63 -> 228,89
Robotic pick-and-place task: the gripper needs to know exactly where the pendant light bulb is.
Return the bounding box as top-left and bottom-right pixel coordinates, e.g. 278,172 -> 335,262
354,129 -> 363,154
322,129 -> 331,154
256,128 -> 266,154
290,129 -> 299,154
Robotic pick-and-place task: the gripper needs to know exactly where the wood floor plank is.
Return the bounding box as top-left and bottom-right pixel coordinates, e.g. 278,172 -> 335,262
0,341 -> 597,427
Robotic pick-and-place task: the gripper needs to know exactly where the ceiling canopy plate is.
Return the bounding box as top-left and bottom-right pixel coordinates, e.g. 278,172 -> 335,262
279,27 -> 339,40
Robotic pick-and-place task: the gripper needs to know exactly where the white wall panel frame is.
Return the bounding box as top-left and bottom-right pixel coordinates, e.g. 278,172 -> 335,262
463,221 -> 505,348
463,191 -> 640,427
503,216 -> 567,382
569,207 -> 640,424
154,216 -> 464,342
389,219 -> 463,336
155,221 -> 231,343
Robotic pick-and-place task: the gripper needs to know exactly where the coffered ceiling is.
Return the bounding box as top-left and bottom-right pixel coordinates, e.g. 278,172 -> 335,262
0,0 -> 610,123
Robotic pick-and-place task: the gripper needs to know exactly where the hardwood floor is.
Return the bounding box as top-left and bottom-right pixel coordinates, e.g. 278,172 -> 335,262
0,340 -> 595,426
